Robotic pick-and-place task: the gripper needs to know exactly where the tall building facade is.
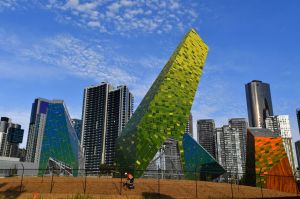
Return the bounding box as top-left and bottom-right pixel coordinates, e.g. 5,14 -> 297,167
295,140 -> 300,168
296,109 -> 300,134
71,119 -> 82,142
228,118 -> 247,175
0,117 -> 24,158
184,113 -> 193,136
197,119 -> 215,157
295,140 -> 300,169
265,115 -> 295,171
81,83 -> 133,171
25,98 -> 83,176
215,123 -> 244,177
245,80 -> 274,128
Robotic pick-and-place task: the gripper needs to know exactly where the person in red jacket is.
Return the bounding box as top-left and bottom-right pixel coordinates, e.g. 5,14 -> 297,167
123,172 -> 134,189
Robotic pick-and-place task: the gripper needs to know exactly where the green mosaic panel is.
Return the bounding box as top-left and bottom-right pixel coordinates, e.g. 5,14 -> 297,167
116,29 -> 208,177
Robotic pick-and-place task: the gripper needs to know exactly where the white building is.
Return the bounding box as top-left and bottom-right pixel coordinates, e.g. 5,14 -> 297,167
215,125 -> 244,178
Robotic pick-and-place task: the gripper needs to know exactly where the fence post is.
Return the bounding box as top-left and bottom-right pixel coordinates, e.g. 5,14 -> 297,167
50,168 -> 54,193
294,170 -> 299,196
157,169 -> 160,198
120,168 -> 122,195
83,170 -> 87,194
19,163 -> 24,193
258,169 -> 263,198
230,171 -> 233,199
195,168 -> 198,199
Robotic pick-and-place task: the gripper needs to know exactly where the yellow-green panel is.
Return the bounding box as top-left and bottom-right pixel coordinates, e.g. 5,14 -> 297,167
116,29 -> 208,178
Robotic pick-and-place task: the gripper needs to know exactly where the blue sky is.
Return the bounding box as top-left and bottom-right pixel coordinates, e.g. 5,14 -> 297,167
1,0 -> 300,148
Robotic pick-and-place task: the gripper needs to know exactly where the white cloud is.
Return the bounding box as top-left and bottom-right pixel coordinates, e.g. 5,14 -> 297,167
22,34 -> 136,85
46,0 -> 199,35
87,20 -> 100,27
0,29 -> 136,85
0,0 -> 18,10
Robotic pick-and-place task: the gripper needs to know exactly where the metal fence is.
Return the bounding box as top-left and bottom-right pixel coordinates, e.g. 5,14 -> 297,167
0,168 -> 299,198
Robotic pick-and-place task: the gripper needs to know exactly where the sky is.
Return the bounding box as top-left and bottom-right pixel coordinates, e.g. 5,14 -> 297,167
1,0 -> 300,148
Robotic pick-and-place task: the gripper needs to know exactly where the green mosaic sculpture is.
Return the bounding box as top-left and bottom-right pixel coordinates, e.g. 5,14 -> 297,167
116,29 -> 208,177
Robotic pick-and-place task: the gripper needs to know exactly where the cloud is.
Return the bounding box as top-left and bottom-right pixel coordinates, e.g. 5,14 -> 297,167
0,29 -> 136,85
0,0 -> 18,10
46,0 -> 199,35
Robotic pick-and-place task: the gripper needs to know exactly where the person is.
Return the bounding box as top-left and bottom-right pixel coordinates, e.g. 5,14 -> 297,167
123,172 -> 134,189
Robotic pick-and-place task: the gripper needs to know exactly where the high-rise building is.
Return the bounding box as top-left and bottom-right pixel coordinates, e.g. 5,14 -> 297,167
215,124 -> 243,177
197,119 -> 215,157
265,115 -> 295,171
25,98 -> 83,176
184,113 -> 193,136
296,109 -> 300,134
81,83 -> 133,171
295,140 -> 300,169
105,85 -> 133,165
0,117 -> 24,158
245,80 -> 274,128
71,119 -> 82,142
228,118 -> 247,175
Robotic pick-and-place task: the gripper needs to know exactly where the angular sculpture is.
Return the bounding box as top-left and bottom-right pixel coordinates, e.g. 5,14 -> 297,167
116,29 -> 217,178
183,133 -> 226,180
26,98 -> 84,176
246,128 -> 297,193
38,101 -> 83,176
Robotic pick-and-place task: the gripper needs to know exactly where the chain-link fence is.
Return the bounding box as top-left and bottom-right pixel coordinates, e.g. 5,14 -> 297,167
0,168 -> 299,198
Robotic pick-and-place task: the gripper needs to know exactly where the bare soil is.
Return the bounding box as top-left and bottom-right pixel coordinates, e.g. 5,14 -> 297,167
0,176 -> 298,198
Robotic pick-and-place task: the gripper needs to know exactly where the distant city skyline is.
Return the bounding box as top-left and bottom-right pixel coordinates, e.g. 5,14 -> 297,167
1,1 -> 300,147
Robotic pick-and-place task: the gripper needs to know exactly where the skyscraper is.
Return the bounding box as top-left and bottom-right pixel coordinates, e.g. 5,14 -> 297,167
265,115 -> 295,171
71,119 -> 82,142
228,118 -> 248,175
25,98 -> 83,176
296,109 -> 300,134
245,80 -> 274,128
295,140 -> 300,168
81,83 -> 133,171
197,119 -> 215,157
0,117 -> 24,158
215,124 -> 244,176
105,85 -> 133,165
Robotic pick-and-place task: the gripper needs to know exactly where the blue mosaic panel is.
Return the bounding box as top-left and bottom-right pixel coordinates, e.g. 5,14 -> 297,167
38,103 -> 81,176
183,133 -> 225,179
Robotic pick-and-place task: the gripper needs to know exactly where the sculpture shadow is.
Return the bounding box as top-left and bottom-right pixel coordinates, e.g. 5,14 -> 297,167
0,184 -> 22,199
142,192 -> 175,199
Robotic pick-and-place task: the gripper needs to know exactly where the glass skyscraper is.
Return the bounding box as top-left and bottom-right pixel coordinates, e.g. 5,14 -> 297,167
0,117 -> 24,158
245,80 -> 274,128
296,109 -> 300,134
197,119 -> 215,158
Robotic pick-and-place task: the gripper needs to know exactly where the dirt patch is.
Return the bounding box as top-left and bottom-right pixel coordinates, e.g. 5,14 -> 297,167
0,177 -> 298,198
